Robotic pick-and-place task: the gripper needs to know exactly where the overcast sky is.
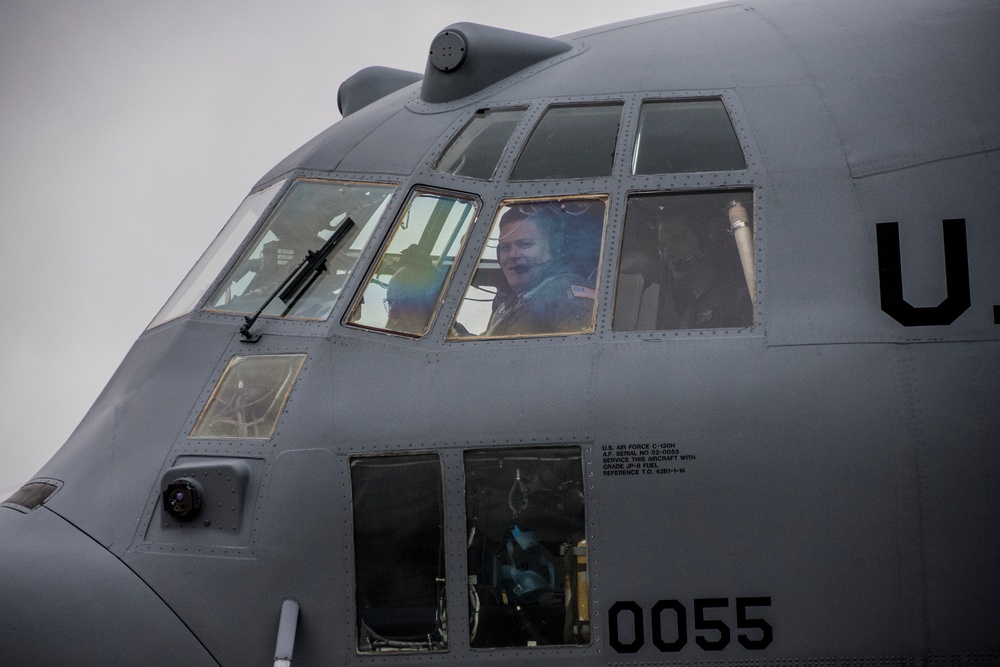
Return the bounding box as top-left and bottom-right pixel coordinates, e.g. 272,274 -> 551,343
0,0 -> 714,494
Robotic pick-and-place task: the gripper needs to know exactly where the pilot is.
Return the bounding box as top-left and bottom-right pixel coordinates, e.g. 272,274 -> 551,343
485,204 -> 595,336
384,245 -> 446,335
654,211 -> 752,329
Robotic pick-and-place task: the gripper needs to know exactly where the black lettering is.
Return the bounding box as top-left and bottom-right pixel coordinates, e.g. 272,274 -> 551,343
876,219 -> 970,326
651,599 -> 687,652
736,596 -> 773,649
608,600 -> 644,653
693,598 -> 730,651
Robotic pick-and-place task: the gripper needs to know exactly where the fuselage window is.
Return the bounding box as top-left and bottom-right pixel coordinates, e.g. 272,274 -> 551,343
631,99 -> 746,174
435,107 -> 528,180
450,197 -> 606,339
350,454 -> 447,653
465,446 -> 588,648
613,190 -> 755,331
347,189 -> 478,337
509,103 -> 624,181
190,354 -> 306,439
205,179 -> 395,321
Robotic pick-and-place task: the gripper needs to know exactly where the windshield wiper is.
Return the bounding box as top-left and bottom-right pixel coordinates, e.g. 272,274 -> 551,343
239,218 -> 355,342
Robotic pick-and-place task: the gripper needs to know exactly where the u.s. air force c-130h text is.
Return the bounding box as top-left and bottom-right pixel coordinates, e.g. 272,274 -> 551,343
2,0 -> 998,664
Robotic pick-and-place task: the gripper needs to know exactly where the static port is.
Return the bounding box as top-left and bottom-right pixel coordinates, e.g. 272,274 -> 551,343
163,479 -> 203,521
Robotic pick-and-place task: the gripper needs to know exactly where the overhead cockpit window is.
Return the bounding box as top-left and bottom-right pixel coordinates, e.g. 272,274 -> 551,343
205,179 -> 395,321
632,99 -> 746,174
465,446 -> 588,648
190,354 -> 306,439
509,104 -> 623,180
613,190 -> 755,332
450,197 -> 606,339
350,454 -> 447,653
435,108 -> 527,180
347,190 -> 478,337
147,180 -> 285,329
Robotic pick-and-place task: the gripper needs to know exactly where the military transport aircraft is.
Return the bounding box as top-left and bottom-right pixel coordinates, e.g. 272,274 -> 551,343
2,0 -> 998,664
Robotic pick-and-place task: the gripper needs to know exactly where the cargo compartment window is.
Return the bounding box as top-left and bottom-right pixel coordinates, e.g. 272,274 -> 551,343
450,197 -> 606,339
510,104 -> 623,180
347,189 -> 478,337
350,454 -> 447,653
465,446 -> 588,648
613,190 -> 755,331
435,107 -> 527,180
205,179 -> 395,321
631,99 -> 746,174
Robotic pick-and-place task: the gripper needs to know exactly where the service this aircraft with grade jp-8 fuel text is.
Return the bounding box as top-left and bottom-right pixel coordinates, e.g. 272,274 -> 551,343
2,0 -> 998,665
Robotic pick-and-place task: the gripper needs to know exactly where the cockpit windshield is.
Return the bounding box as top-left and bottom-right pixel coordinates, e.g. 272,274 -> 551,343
205,179 -> 395,320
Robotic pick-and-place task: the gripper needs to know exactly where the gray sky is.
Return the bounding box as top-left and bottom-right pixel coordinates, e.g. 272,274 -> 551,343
0,0 -> 712,494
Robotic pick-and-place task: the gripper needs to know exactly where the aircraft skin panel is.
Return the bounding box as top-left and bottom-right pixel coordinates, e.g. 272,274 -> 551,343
337,105 -> 463,176
120,449 -> 346,665
739,82 -> 1000,346
255,95 -> 410,187
0,508 -> 218,665
453,6 -> 808,103
34,318 -> 238,549
754,0 -> 1000,178
901,343 -> 1000,649
589,339 -> 934,656
851,153 -> 1000,342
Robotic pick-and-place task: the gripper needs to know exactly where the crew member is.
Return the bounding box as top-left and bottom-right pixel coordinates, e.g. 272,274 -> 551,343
655,212 -> 752,329
485,205 -> 595,336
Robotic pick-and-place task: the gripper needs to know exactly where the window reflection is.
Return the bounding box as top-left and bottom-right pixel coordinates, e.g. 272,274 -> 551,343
632,99 -> 746,175
351,454 -> 447,653
348,190 -> 478,337
614,191 -> 754,331
451,197 -> 606,339
205,180 -> 394,321
435,108 -> 527,180
510,104 -> 623,181
465,447 -> 588,648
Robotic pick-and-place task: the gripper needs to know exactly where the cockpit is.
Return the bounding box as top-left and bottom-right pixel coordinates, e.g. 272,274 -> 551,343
148,97 -> 756,340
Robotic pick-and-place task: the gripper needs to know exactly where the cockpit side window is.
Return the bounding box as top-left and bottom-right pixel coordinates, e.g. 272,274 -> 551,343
347,190 -> 478,337
613,190 -> 755,332
631,99 -> 746,174
465,446 -> 588,648
450,197 -> 606,339
148,180 -> 286,329
205,179 -> 395,321
509,104 -> 624,181
435,108 -> 528,180
350,454 -> 447,653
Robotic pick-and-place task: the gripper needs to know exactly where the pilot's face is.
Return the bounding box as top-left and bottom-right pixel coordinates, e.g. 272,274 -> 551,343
497,217 -> 553,294
657,217 -> 701,264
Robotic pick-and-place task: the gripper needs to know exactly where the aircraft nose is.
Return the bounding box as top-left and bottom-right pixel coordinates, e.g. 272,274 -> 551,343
0,506 -> 218,666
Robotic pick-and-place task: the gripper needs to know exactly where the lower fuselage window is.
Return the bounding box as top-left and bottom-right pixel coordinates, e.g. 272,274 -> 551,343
614,190 -> 755,331
350,454 -> 447,653
465,446 -> 589,648
450,197 -> 607,338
